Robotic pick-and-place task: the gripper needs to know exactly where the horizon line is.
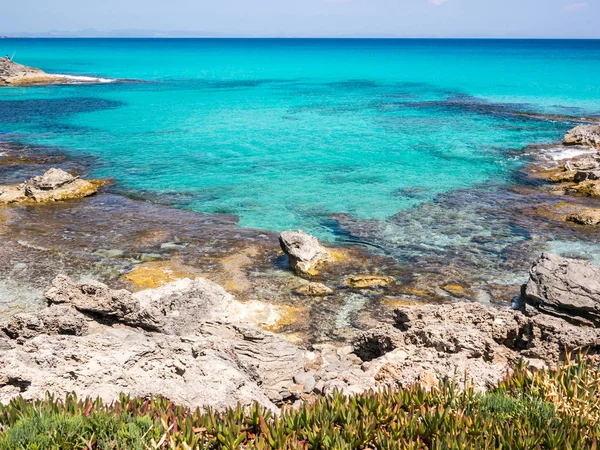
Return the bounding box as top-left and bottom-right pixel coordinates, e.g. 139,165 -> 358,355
2,36 -> 600,40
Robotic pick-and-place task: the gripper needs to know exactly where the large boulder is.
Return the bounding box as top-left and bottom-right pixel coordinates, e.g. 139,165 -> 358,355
563,124 -> 600,149
523,253 -> 600,326
279,230 -> 334,276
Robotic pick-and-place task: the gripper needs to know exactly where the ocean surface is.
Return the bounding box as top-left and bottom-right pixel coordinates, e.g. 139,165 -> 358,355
1,39 -> 600,273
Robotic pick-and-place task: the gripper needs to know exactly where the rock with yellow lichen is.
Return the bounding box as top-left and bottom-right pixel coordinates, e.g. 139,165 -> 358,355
344,275 -> 395,289
567,209 -> 600,226
565,180 -> 600,197
293,282 -> 333,297
0,168 -> 105,205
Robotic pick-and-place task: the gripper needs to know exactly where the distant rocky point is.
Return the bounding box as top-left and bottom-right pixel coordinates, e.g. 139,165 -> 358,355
0,58 -> 111,86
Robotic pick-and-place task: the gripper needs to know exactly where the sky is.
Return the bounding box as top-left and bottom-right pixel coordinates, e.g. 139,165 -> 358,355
1,0 -> 599,38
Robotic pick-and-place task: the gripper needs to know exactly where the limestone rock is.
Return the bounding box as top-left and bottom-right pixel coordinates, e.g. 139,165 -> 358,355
523,253 -> 600,326
573,170 -> 600,183
45,274 -> 153,326
0,168 -> 104,205
279,230 -> 333,276
567,209 -> 600,226
354,301 -> 600,391
1,278 -> 307,410
293,282 -> 333,296
569,154 -> 600,171
344,275 -> 395,289
0,185 -> 26,204
563,124 -> 600,148
565,180 -> 600,197
26,168 -> 76,191
1,305 -> 88,341
45,274 -> 241,334
0,322 -> 304,410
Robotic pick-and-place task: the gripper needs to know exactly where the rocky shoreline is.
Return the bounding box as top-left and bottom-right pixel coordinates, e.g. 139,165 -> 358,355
1,123 -> 600,410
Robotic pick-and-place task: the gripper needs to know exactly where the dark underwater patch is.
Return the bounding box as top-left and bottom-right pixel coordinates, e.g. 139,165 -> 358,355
0,97 -> 125,125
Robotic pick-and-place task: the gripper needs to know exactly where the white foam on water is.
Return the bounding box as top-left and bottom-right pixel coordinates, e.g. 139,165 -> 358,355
543,145 -> 596,162
49,74 -> 116,84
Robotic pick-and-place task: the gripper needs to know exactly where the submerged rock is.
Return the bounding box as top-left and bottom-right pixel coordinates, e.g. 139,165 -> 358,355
563,124 -> 600,149
279,230 -> 334,276
293,282 -> 333,296
0,168 -> 105,204
344,275 -> 395,289
523,253 -> 600,327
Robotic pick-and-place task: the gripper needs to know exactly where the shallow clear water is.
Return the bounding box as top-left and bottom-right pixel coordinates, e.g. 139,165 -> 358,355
1,39 -> 600,240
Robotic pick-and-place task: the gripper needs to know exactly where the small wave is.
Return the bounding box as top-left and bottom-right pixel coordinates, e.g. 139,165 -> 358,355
49,74 -> 116,84
543,145 -> 596,162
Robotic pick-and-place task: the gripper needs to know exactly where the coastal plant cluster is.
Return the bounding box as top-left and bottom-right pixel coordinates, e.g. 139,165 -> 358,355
0,356 -> 599,449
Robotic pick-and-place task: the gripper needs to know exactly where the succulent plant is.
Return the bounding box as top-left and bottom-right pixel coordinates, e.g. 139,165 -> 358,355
1,354 -> 598,449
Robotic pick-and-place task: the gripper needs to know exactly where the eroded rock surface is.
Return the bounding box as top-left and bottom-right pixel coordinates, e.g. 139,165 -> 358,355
523,253 -> 600,326
567,209 -> 600,226
279,230 -> 334,276
352,302 -> 600,391
564,124 -> 600,149
0,168 -> 104,204
1,276 -> 306,410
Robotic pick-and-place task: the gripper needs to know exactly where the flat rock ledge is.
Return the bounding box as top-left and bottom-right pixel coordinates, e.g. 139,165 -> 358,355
2,253 -> 599,410
0,168 -> 106,204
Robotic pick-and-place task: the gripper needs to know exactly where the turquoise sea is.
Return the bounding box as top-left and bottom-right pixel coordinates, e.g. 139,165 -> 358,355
1,39 -> 600,256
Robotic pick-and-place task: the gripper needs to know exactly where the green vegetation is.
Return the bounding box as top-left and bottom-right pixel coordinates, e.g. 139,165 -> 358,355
0,355 -> 598,449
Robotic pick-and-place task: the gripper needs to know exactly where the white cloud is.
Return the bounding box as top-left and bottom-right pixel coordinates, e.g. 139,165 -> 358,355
563,2 -> 588,11
429,0 -> 450,5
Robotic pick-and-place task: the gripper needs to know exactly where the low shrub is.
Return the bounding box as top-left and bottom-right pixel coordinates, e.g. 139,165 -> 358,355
0,354 -> 598,449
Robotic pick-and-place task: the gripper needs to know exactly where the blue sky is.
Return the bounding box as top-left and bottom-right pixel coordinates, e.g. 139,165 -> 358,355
1,0 -> 598,38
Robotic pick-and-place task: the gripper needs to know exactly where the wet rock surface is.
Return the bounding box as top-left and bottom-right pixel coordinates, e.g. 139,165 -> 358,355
567,208 -> 600,225
293,282 -> 333,296
345,275 -> 395,289
0,168 -> 104,204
